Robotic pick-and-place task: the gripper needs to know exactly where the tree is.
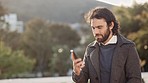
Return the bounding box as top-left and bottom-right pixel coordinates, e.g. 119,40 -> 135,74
0,41 -> 34,79
49,45 -> 71,76
0,2 -> 7,30
113,3 -> 148,36
0,2 -> 7,16
21,18 -> 52,74
49,23 -> 80,49
0,29 -> 21,51
0,2 -> 21,51
0,2 -> 34,79
49,23 -> 80,76
21,18 -> 81,76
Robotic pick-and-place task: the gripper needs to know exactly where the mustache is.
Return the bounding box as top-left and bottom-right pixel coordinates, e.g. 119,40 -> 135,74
95,34 -> 103,37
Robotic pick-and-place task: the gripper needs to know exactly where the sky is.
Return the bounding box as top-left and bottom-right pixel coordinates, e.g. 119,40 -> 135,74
97,0 -> 148,7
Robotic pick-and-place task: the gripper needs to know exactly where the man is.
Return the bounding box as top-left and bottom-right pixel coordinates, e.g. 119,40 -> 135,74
72,7 -> 142,83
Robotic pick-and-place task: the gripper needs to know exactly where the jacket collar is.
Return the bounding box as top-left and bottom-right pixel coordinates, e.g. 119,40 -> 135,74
88,34 -> 132,48
104,35 -> 117,45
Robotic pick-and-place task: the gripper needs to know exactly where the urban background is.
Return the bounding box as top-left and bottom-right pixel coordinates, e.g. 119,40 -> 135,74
0,0 -> 148,81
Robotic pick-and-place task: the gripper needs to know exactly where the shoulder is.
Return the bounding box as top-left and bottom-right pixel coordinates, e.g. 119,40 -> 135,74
117,34 -> 135,47
84,41 -> 97,57
87,41 -> 96,47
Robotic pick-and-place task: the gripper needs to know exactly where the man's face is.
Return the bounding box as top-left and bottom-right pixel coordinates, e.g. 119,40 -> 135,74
90,18 -> 111,43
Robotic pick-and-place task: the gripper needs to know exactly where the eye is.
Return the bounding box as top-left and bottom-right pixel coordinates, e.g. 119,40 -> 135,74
97,27 -> 101,29
96,26 -> 103,29
92,26 -> 95,29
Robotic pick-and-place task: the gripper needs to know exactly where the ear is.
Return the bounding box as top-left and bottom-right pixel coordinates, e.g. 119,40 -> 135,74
109,22 -> 114,30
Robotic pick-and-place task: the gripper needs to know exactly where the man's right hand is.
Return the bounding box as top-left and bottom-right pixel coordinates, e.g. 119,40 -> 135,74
72,58 -> 85,76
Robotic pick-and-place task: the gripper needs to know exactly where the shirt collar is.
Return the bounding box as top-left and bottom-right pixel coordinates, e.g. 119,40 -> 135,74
101,35 -> 117,45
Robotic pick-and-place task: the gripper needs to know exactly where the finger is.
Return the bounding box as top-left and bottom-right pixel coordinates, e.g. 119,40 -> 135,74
73,58 -> 82,64
82,61 -> 85,65
79,61 -> 85,66
80,64 -> 85,68
76,61 -> 83,67
71,54 -> 78,61
71,56 -> 76,61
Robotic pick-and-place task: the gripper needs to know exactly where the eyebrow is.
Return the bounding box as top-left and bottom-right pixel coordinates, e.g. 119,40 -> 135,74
91,25 -> 103,28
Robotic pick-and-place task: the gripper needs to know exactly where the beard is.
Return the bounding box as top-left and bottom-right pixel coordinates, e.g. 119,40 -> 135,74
95,28 -> 110,43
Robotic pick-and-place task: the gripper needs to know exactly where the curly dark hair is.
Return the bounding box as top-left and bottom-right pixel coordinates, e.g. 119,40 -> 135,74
84,7 -> 120,35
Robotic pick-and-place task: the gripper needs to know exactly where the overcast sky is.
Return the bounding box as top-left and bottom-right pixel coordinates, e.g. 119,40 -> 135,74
97,0 -> 148,7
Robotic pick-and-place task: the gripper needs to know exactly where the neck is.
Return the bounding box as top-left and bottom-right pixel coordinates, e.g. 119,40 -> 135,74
102,32 -> 113,45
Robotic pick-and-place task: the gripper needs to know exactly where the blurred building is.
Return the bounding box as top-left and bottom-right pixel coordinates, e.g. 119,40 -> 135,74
0,13 -> 24,33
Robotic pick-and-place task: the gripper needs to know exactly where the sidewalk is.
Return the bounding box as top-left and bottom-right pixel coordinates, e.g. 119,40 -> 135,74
0,76 -> 73,83
0,72 -> 148,83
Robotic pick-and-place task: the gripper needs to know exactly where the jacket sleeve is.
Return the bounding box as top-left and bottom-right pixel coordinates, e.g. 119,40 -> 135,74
126,45 -> 142,83
72,50 -> 89,83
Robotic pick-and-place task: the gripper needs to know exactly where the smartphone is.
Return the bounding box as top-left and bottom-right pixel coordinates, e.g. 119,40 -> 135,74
70,50 -> 78,60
